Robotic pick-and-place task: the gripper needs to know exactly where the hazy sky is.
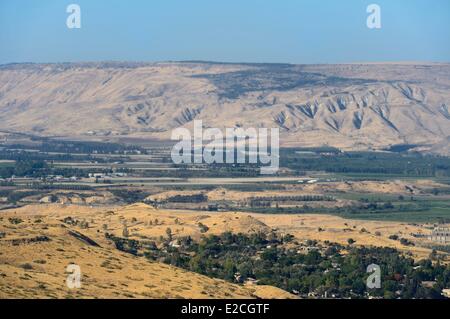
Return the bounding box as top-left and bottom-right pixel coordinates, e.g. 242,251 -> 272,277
1,0 -> 449,64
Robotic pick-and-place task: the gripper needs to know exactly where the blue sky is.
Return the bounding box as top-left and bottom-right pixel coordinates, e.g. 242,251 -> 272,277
0,0 -> 449,64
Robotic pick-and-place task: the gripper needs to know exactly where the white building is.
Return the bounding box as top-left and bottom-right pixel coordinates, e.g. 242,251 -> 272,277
430,226 -> 450,244
89,173 -> 104,178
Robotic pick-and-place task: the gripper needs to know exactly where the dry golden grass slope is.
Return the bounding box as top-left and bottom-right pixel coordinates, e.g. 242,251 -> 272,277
0,204 -> 295,299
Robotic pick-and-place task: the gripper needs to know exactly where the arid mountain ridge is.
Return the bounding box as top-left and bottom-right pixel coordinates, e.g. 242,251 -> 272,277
0,61 -> 449,153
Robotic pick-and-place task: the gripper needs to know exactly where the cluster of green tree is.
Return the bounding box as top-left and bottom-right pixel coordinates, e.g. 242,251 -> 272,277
0,160 -> 48,178
280,150 -> 450,177
138,232 -> 449,299
424,188 -> 450,196
6,140 -> 147,155
158,184 -> 285,193
142,164 -> 261,178
254,195 -> 335,202
0,160 -> 90,178
105,233 -> 141,255
0,189 -> 41,204
61,216 -> 89,229
237,201 -> 425,217
8,217 -> 23,224
248,195 -> 335,207
0,149 -> 104,163
25,183 -> 93,191
292,146 -> 341,154
109,189 -> 151,204
198,222 -> 209,233
164,194 -> 208,203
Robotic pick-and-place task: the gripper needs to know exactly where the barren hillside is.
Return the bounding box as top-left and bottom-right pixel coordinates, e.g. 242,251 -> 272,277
0,62 -> 449,153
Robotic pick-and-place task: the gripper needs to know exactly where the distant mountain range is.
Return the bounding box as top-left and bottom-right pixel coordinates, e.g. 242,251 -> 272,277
0,61 -> 449,154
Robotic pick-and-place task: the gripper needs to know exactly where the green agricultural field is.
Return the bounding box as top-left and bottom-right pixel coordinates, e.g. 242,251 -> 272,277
238,192 -> 450,223
332,194 -> 450,222
336,207 -> 450,222
0,161 -> 15,168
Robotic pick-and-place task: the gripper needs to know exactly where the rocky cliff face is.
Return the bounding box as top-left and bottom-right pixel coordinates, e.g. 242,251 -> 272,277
0,62 -> 449,153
